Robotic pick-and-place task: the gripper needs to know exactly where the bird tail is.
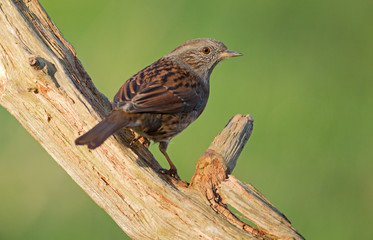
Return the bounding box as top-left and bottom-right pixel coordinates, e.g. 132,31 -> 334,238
75,110 -> 129,149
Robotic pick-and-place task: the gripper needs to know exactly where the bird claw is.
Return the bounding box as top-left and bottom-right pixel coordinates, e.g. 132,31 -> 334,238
130,134 -> 150,148
159,168 -> 180,180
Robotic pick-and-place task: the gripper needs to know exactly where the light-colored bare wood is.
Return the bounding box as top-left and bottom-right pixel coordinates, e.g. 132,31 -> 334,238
0,1 -> 303,239
219,176 -> 303,240
190,115 -> 304,240
208,114 -> 254,174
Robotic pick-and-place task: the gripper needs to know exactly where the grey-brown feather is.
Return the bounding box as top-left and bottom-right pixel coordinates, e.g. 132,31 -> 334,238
75,38 -> 241,178
75,110 -> 130,149
113,58 -> 207,114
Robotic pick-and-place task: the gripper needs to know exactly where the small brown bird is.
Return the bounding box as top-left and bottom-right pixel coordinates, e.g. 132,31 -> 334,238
75,38 -> 242,178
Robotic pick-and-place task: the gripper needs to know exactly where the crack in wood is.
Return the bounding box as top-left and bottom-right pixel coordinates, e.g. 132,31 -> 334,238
0,1 -> 304,239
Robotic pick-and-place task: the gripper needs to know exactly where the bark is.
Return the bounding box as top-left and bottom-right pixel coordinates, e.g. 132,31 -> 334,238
0,1 -> 304,239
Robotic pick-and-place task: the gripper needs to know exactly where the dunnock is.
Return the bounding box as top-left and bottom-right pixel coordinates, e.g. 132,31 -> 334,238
75,38 -> 242,179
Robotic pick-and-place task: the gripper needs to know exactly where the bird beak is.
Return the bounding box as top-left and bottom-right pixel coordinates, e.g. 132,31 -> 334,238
220,49 -> 243,58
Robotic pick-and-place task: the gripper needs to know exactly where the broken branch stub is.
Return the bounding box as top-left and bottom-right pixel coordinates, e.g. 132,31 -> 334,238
0,1 -> 304,239
209,114 -> 254,174
191,114 -> 304,240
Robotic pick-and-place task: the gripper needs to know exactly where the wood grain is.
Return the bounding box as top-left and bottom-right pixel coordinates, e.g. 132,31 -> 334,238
0,1 -> 303,239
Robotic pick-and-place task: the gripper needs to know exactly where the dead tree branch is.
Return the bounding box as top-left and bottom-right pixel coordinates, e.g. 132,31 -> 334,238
0,1 -> 303,239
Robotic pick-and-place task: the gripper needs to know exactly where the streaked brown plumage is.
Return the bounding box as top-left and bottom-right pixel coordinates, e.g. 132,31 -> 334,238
75,38 -> 242,179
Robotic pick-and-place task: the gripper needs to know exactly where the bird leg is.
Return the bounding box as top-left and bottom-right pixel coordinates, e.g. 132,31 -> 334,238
130,132 -> 150,148
158,142 -> 180,179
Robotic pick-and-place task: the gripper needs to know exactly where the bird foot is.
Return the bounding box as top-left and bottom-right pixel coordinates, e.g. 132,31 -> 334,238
130,134 -> 150,148
159,168 -> 180,180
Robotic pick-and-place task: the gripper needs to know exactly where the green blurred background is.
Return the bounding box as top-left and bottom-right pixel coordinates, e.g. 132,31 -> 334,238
1,0 -> 372,239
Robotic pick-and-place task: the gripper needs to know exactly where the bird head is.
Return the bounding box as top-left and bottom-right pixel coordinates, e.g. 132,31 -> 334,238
167,38 -> 242,80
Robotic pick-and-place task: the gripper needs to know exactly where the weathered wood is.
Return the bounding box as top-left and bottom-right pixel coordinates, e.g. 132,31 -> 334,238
0,1 -> 303,239
208,114 -> 254,175
219,177 -> 303,240
190,115 -> 304,240
190,115 -> 261,237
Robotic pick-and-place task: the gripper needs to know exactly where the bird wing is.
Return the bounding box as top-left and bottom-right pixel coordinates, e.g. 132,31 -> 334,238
113,59 -> 205,114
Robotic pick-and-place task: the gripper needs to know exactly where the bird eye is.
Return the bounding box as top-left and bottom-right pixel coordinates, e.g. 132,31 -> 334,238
202,47 -> 210,54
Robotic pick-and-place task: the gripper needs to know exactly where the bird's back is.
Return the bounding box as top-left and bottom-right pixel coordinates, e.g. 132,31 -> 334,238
113,58 -> 209,115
